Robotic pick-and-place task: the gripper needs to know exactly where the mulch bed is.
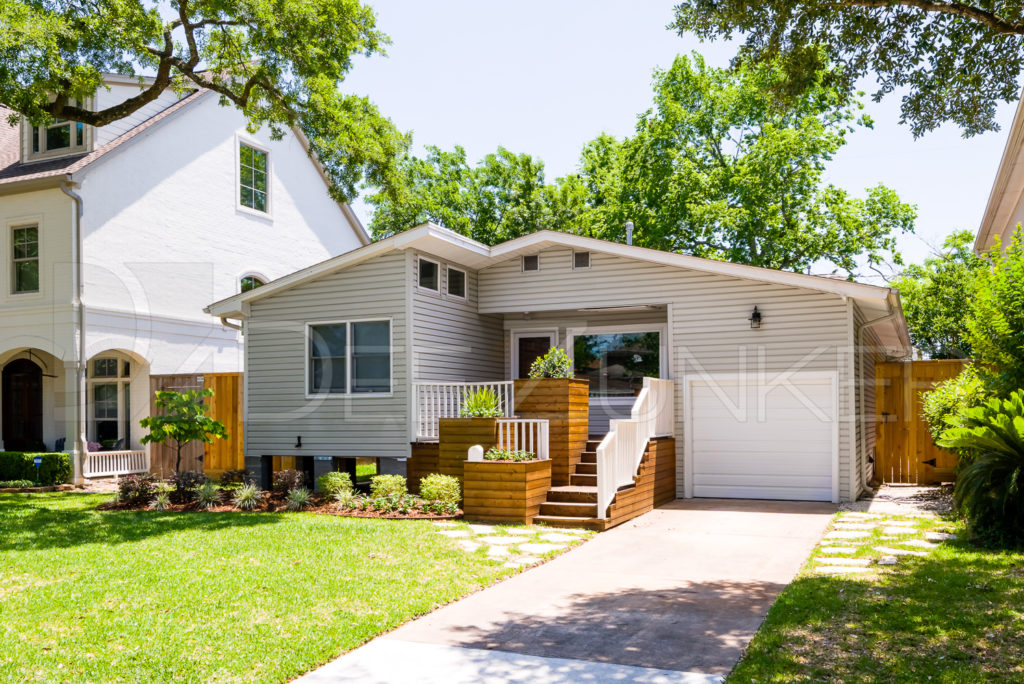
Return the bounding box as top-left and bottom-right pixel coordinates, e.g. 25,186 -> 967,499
0,484 -> 76,493
98,492 -> 461,520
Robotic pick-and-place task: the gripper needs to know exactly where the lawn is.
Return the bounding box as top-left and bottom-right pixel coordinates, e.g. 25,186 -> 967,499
0,492 -> 524,683
729,513 -> 1024,683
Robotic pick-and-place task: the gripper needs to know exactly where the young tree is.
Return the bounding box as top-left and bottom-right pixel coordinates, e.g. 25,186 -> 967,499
672,0 -> 1024,138
139,389 -> 228,473
1,0 -> 407,201
891,230 -> 986,359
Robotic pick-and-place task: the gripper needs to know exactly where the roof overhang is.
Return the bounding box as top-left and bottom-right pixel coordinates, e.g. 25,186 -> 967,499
976,87 -> 1024,253
0,174 -> 68,196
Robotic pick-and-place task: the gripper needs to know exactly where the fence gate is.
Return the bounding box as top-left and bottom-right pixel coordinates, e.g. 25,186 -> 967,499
203,372 -> 244,477
874,360 -> 969,484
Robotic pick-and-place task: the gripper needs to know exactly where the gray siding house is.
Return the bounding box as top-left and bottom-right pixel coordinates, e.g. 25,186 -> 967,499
206,224 -> 910,503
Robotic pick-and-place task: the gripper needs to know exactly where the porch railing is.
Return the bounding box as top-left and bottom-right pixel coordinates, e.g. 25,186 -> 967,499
496,418 -> 549,460
596,378 -> 674,518
413,381 -> 515,440
83,450 -> 150,478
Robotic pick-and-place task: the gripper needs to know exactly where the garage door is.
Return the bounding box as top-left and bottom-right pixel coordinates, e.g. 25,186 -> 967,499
687,373 -> 836,501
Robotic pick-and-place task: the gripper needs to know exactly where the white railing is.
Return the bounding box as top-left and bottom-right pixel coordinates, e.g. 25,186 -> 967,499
83,450 -> 150,478
496,418 -> 550,460
413,381 -> 515,440
596,378 -> 674,518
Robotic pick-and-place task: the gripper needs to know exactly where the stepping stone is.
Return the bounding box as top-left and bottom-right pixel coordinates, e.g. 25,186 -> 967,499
539,533 -> 579,543
476,536 -> 520,545
882,527 -> 918,535
819,546 -> 859,555
925,532 -> 958,541
896,539 -> 938,549
502,556 -> 541,569
875,546 -> 929,557
825,531 -> 869,539
816,557 -> 871,566
439,530 -> 470,538
842,513 -> 881,519
518,543 -> 566,555
486,546 -> 510,558
814,565 -> 873,575
878,556 -> 899,566
467,524 -> 496,535
432,521 -> 458,527
456,540 -> 480,552
834,523 -> 876,530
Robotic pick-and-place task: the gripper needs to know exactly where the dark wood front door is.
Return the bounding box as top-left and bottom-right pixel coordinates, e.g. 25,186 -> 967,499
2,359 -> 43,451
517,336 -> 553,378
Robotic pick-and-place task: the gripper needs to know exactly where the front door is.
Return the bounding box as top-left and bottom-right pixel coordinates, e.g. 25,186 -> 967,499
2,359 -> 44,451
514,333 -> 556,379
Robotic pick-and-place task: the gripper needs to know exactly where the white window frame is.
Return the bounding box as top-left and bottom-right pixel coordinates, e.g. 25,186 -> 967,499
86,354 -> 133,449
11,223 -> 40,296
21,99 -> 93,163
510,329 -> 558,380
566,324 -> 669,400
446,266 -> 467,300
239,272 -> 268,294
522,254 -> 540,272
417,256 -> 441,293
305,318 -> 394,398
572,251 -> 591,270
236,136 -> 273,218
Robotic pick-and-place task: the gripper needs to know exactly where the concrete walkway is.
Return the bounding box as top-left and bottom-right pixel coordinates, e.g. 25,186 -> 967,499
297,499 -> 835,683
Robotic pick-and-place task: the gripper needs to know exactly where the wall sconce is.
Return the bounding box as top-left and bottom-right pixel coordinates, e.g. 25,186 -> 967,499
749,306 -> 762,329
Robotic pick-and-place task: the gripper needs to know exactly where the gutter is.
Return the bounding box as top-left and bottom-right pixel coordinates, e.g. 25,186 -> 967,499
59,177 -> 86,485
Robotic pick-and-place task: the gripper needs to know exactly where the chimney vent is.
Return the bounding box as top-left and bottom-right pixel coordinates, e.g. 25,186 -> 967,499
625,221 -> 634,246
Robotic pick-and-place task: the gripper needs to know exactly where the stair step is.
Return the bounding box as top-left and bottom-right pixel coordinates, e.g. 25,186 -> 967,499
575,463 -> 597,475
539,501 -> 598,517
570,473 -> 597,486
534,515 -> 604,531
546,486 -> 598,503
586,440 -> 603,450
579,451 -> 596,464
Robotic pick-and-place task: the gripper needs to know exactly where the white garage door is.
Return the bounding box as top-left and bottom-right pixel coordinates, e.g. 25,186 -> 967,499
687,373 -> 836,502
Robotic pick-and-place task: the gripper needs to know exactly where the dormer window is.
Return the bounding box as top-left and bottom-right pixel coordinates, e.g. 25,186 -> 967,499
23,99 -> 92,162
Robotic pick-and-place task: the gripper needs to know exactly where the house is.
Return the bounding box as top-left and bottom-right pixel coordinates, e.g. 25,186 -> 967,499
976,91 -> 1024,251
0,75 -> 368,482
206,223 -> 911,510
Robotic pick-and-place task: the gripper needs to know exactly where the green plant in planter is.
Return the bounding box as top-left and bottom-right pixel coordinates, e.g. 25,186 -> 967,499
484,447 -> 537,462
528,347 -> 573,379
459,388 -> 502,418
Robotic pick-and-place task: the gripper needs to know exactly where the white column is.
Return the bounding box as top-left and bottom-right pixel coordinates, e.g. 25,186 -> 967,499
64,360 -> 86,484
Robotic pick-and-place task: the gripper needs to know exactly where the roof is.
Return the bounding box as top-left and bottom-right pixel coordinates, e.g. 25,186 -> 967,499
976,87 -> 1024,252
205,223 -> 912,356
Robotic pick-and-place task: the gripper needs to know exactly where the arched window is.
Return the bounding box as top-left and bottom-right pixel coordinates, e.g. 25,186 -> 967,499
240,275 -> 265,293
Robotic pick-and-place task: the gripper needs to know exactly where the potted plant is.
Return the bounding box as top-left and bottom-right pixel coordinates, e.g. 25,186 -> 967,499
437,387 -> 503,483
462,447 -> 552,524
513,347 -> 589,486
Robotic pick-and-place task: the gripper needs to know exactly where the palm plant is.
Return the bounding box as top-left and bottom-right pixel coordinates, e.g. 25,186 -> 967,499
939,391 -> 1024,545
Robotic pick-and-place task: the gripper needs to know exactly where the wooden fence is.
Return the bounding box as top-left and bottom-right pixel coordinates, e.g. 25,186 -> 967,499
874,360 -> 970,484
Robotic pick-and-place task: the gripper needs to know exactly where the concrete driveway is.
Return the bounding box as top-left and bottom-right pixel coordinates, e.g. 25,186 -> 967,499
298,499 -> 835,683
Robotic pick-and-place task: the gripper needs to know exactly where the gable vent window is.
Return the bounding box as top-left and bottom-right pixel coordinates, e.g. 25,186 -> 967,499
522,255 -> 539,272
418,258 -> 440,291
573,251 -> 591,269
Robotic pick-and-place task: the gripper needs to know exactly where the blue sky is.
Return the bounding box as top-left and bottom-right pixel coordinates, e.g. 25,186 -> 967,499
341,1 -> 1018,278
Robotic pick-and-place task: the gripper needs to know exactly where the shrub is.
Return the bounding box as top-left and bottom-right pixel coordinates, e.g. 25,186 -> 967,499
370,474 -> 407,498
317,471 -> 353,497
232,483 -> 263,511
371,493 -> 418,514
118,473 -> 158,506
459,388 -> 503,418
286,487 -> 312,511
149,491 -> 171,511
422,499 -> 459,515
528,347 -> 573,379
0,452 -> 71,485
921,365 -> 987,465
420,473 -> 460,505
169,470 -> 208,504
333,489 -> 358,509
273,469 -> 305,493
196,481 -> 221,510
0,479 -> 35,488
219,469 -> 249,486
938,391 -> 1024,546
484,447 -> 536,462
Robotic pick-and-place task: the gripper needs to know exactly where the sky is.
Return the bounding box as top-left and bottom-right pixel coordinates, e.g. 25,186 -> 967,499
340,1 -> 1018,279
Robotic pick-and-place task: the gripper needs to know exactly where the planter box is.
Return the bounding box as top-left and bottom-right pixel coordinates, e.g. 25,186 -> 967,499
406,442 -> 440,495
513,378 -> 589,486
462,458 -> 552,524
437,417 -> 498,485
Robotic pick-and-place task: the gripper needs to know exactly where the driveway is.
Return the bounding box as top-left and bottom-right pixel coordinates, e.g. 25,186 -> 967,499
298,499 -> 835,683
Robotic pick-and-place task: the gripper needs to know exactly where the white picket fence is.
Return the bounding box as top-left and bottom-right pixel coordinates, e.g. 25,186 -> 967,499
413,381 -> 515,440
496,418 -> 550,460
83,450 -> 150,478
595,378 -> 673,518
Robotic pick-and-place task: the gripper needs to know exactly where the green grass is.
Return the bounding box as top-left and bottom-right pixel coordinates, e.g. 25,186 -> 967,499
0,493 -> 516,683
729,514 -> 1024,683
355,459 -> 376,482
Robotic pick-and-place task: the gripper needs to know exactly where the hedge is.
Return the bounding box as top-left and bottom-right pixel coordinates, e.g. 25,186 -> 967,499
0,452 -> 71,485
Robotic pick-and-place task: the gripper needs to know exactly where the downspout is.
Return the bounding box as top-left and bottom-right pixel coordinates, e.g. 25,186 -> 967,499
857,306 -> 900,490
219,316 -> 243,331
60,178 -> 86,485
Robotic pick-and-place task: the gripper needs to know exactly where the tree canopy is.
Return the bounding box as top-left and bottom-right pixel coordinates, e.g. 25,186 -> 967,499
0,0 -> 407,201
671,0 -> 1024,137
370,53 -> 915,275
891,230 -> 986,359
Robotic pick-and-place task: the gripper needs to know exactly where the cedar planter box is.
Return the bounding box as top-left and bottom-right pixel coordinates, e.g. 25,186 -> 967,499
462,458 -> 552,524
406,442 -> 440,495
513,378 -> 589,486
437,417 -> 498,486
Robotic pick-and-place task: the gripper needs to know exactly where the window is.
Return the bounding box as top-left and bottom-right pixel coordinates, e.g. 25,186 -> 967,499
26,100 -> 89,160
418,258 -> 439,291
447,267 -> 466,298
572,331 -> 661,397
239,143 -> 269,212
573,251 -> 591,269
93,358 -> 118,378
240,275 -> 265,293
309,320 -> 391,395
87,355 -> 132,448
12,226 -> 39,294
522,254 -> 539,272
93,384 -> 119,442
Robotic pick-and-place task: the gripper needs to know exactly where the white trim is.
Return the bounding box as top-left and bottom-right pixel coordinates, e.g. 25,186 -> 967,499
565,323 -> 669,382
681,370 -> 840,503
446,265 -> 467,300
304,317 -> 394,399
235,135 -> 273,218
572,250 -> 591,270
522,254 -> 540,272
416,256 -> 441,294
9,221 -> 41,297
510,330 -> 557,380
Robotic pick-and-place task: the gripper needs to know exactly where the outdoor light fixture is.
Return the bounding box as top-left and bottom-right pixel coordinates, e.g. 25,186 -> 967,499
749,306 -> 762,329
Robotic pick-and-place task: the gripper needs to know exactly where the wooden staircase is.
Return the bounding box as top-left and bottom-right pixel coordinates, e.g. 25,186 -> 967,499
534,438 -> 605,530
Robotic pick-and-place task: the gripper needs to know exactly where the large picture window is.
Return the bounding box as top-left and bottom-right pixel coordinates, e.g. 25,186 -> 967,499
572,331 -> 661,397
309,320 -> 391,395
